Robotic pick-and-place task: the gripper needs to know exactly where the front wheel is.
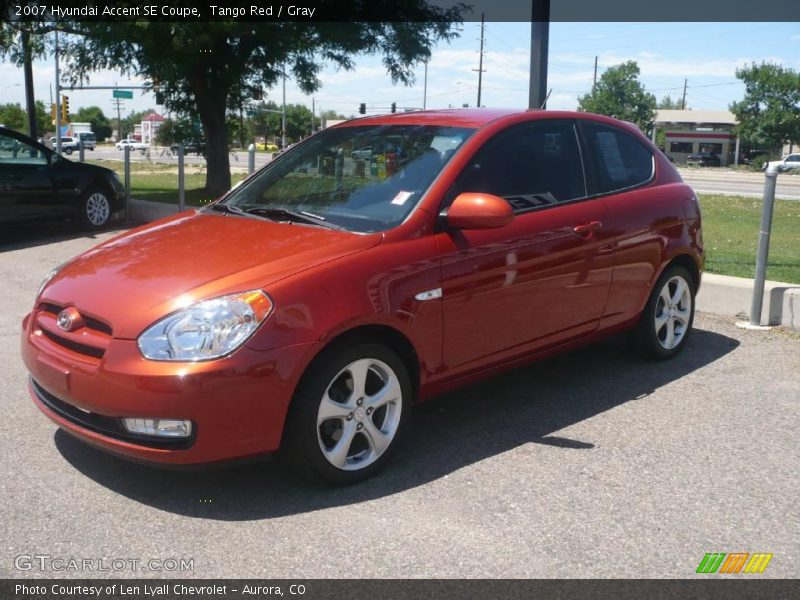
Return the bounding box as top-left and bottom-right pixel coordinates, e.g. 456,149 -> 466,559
632,264 -> 696,360
63,147 -> 73,155
80,188 -> 112,229
283,342 -> 412,484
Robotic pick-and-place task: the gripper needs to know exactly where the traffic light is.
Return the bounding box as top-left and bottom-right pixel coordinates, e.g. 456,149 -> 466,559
391,102 -> 396,114
155,91 -> 165,105
50,103 -> 56,123
359,103 -> 366,115
61,95 -> 70,122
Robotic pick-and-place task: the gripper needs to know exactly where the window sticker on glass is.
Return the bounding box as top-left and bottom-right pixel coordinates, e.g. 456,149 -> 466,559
391,191 -> 414,205
596,131 -> 627,183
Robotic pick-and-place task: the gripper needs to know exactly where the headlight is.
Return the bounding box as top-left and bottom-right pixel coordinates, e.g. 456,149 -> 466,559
37,264 -> 63,300
137,290 -> 273,361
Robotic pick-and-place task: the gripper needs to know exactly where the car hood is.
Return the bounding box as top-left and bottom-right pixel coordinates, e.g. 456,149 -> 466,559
41,211 -> 381,339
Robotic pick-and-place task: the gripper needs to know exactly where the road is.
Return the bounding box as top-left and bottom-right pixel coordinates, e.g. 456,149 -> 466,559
679,168 -> 800,200
81,145 -> 273,171
1,223 -> 798,579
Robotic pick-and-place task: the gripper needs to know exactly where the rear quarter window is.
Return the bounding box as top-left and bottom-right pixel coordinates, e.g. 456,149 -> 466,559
580,121 -> 654,195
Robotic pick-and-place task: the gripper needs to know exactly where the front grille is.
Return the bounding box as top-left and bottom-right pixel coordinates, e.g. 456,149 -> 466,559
39,303 -> 113,335
31,378 -> 194,450
34,303 -> 112,359
40,328 -> 105,359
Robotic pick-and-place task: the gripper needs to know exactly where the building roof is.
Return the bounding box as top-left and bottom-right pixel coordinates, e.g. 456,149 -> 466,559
656,109 -> 736,125
141,112 -> 166,122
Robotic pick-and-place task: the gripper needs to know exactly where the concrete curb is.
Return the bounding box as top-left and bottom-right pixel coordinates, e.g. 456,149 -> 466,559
122,200 -> 800,330
697,273 -> 800,330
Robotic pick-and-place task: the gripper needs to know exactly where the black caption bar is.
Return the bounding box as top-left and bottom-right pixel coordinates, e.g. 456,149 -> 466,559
3,579 -> 799,600
4,0 -> 800,22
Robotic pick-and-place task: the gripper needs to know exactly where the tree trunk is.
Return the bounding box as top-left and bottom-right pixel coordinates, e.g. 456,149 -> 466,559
191,73 -> 231,196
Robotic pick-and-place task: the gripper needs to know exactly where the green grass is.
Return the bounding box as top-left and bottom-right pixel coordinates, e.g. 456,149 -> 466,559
698,194 -> 800,284
87,160 -> 247,205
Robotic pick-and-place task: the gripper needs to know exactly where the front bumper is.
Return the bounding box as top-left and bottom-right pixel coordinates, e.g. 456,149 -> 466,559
21,311 -> 316,466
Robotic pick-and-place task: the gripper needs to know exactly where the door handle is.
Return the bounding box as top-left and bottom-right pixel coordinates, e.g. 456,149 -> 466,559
573,220 -> 602,234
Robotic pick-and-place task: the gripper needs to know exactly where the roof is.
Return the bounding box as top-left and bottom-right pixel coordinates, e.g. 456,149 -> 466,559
141,112 -> 166,122
335,108 -> 525,129
656,109 -> 736,126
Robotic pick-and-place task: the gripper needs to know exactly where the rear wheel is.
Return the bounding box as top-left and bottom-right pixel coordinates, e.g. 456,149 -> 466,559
283,342 -> 412,484
63,147 -> 73,155
632,264 -> 695,359
80,187 -> 112,229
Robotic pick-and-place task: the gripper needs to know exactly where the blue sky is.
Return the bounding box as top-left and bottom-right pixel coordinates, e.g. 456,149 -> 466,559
2,22 -> 799,120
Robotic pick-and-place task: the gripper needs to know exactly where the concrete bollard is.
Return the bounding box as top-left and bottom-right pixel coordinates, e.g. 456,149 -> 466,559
123,145 -> 131,221
248,143 -> 255,175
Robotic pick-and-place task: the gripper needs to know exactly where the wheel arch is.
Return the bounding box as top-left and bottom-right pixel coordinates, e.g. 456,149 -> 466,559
662,253 -> 701,292
308,323 -> 421,399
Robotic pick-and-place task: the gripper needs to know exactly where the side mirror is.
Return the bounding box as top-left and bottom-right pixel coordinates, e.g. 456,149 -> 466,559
442,192 -> 514,230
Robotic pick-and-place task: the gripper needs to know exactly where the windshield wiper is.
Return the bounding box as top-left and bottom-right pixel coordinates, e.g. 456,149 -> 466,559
243,206 -> 347,231
209,203 -> 249,217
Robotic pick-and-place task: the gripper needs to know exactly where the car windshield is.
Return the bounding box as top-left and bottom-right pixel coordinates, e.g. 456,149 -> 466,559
221,124 -> 475,233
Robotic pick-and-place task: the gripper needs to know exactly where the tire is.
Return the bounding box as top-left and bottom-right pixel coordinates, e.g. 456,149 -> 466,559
63,147 -> 73,155
632,264 -> 696,360
79,187 -> 112,229
283,342 -> 412,485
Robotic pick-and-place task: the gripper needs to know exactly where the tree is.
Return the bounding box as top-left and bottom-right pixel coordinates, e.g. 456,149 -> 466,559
730,62 -> 800,152
0,103 -> 27,130
658,95 -> 684,110
59,8 -> 464,195
1,21 -> 52,137
74,106 -> 113,141
578,61 -> 656,133
156,115 -> 202,146
34,100 -> 50,136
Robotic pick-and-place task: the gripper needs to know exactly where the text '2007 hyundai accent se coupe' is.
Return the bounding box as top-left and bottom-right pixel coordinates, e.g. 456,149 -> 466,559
22,109 -> 703,484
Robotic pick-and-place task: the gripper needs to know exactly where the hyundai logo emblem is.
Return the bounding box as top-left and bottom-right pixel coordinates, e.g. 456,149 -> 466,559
56,308 -> 82,332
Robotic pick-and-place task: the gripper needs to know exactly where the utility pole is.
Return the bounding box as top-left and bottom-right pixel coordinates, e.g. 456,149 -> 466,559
54,28 -> 61,153
528,0 -> 550,109
681,78 -> 688,110
22,27 -> 37,139
311,97 -> 315,134
112,92 -> 124,140
474,13 -> 486,108
593,56 -> 598,89
423,60 -> 428,110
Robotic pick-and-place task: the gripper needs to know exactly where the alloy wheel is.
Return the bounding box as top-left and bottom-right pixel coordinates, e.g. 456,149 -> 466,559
316,358 -> 403,471
86,192 -> 110,226
654,275 -> 692,350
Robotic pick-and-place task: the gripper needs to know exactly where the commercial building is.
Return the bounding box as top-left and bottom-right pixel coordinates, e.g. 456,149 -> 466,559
655,110 -> 738,166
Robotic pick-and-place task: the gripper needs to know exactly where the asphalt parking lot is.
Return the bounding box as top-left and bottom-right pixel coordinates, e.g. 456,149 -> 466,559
1,222 -> 798,579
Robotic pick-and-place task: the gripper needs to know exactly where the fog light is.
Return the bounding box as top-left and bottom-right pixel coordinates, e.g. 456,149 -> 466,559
122,418 -> 192,438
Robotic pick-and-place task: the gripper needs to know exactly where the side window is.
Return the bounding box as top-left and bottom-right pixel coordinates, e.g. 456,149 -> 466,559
580,122 -> 653,195
0,134 -> 47,165
445,120 -> 586,212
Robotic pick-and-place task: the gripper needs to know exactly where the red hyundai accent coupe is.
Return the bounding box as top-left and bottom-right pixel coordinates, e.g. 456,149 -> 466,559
22,109 -> 703,483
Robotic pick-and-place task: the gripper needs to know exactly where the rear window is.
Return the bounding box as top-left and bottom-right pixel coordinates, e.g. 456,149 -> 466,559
580,122 -> 654,195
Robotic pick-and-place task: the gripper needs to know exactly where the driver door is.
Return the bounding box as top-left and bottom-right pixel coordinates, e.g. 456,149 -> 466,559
436,120 -> 614,372
0,132 -> 57,221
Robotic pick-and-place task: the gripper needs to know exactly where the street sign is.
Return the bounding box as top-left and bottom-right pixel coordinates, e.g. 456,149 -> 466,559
113,89 -> 133,99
